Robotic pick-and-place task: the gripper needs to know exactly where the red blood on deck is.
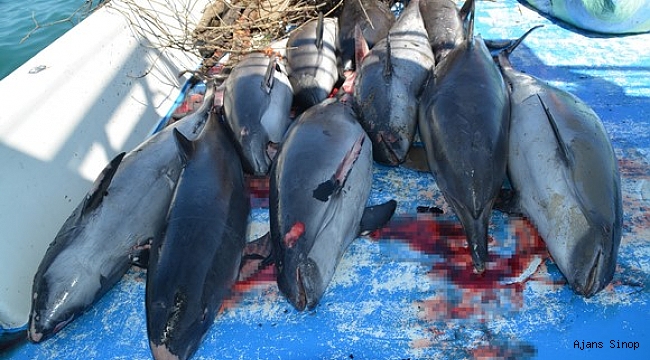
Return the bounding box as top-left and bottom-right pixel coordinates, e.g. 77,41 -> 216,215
373,214 -> 549,320
246,176 -> 270,208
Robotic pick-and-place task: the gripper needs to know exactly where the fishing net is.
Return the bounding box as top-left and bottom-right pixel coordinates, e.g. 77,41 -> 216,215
108,0 -> 344,75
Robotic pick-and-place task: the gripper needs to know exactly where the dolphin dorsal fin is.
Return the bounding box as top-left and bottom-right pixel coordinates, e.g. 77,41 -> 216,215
537,94 -> 573,167
465,0 -> 476,45
313,133 -> 365,202
354,24 -> 370,66
82,152 -> 126,216
315,12 -> 324,51
459,0 -> 475,20
383,33 -> 393,78
262,56 -> 277,94
173,128 -> 195,165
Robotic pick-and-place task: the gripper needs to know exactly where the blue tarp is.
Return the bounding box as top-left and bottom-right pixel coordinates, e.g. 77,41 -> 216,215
4,1 -> 649,359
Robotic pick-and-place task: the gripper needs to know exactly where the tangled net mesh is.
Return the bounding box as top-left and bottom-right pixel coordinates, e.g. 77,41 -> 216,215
109,0 -> 344,75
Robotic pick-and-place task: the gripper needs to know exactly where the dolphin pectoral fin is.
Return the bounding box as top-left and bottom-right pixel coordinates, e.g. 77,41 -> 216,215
402,145 -> 430,172
313,133 -> 365,202
537,94 -> 574,168
173,128 -> 195,164
81,152 -> 126,216
238,233 -> 273,281
359,200 -> 398,236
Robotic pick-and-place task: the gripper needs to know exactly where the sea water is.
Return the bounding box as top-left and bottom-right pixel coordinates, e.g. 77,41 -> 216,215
0,0 -> 100,80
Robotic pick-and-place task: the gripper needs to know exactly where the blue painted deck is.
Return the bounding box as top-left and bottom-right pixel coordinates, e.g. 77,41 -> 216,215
4,1 -> 649,359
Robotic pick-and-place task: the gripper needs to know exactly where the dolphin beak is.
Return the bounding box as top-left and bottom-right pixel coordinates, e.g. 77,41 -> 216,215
579,248 -> 605,298
150,342 -> 180,360
379,133 -> 401,164
294,266 -> 308,311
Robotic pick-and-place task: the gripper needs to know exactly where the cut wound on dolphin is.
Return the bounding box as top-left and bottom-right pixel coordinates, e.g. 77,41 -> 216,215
284,222 -> 305,248
313,134 -> 365,202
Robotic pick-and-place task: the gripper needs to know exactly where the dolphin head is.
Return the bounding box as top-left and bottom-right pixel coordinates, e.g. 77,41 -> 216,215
561,218 -> 621,297
28,221 -> 108,343
28,284 -> 79,343
273,216 -> 334,312
28,267 -> 99,343
236,127 -> 274,176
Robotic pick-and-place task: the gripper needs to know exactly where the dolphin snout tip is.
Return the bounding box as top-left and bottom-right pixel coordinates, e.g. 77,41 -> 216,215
298,260 -> 324,310
573,249 -> 613,298
27,328 -> 43,343
281,260 -> 324,311
150,342 -> 181,360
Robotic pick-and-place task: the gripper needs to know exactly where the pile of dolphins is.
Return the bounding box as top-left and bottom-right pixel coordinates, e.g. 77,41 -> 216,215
26,0 -> 623,359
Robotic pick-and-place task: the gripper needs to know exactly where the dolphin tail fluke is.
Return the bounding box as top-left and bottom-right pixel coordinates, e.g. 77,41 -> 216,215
81,151 -> 126,216
359,200 -> 398,235
173,128 -> 195,165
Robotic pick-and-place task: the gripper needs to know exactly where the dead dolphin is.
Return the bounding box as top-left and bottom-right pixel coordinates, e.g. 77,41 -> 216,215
223,51 -> 293,176
286,13 -> 339,110
270,94 -> 396,311
522,0 -> 650,35
496,27 -> 622,297
354,0 -> 435,165
417,3 -> 510,273
146,106 -> 249,360
27,85 -> 215,343
419,0 -> 474,63
337,0 -> 394,73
